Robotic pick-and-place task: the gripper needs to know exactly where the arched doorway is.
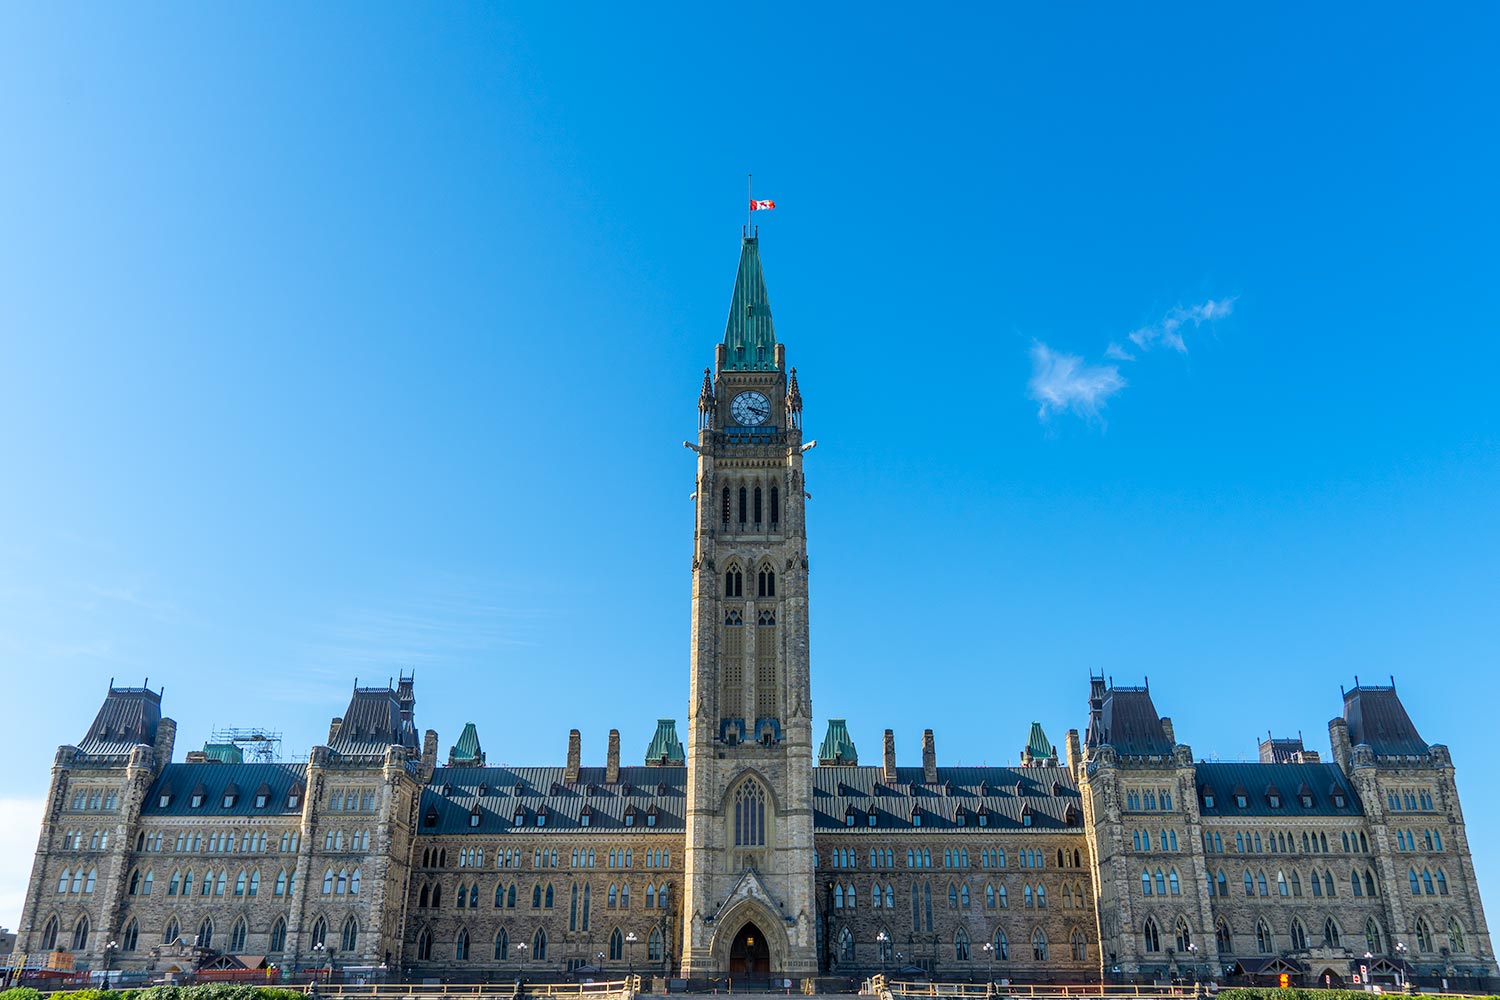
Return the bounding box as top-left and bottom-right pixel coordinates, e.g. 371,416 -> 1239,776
729,922 -> 770,977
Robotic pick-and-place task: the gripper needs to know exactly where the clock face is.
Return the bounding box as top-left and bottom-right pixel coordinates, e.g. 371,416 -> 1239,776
730,390 -> 772,426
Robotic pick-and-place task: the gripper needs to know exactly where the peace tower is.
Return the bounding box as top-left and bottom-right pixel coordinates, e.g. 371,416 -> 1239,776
680,233 -> 818,976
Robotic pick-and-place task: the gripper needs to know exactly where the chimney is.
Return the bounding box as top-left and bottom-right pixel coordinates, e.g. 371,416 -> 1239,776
882,730 -> 897,782
421,729 -> 439,782
606,729 -> 621,784
1160,717 -> 1176,746
1065,729 -> 1082,777
1329,718 -> 1352,774
153,717 -> 178,771
922,729 -> 938,784
565,730 -> 582,783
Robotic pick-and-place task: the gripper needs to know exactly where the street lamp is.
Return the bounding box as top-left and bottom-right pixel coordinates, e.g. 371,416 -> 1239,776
626,932 -> 638,979
982,941 -> 994,984
102,940 -> 118,984
517,942 -> 528,963
1395,942 -> 1408,990
879,931 -> 891,977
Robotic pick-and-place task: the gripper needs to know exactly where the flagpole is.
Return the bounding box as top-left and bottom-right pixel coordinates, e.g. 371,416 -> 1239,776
747,173 -> 752,234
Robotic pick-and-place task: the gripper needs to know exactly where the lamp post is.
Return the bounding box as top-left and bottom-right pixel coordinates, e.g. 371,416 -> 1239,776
313,942 -> 324,983
879,931 -> 891,978
982,941 -> 994,985
597,950 -> 605,973
626,932 -> 638,980
1395,941 -> 1408,991
102,940 -> 118,984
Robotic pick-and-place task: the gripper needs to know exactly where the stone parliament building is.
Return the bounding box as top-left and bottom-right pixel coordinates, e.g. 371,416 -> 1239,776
14,235 -> 1494,991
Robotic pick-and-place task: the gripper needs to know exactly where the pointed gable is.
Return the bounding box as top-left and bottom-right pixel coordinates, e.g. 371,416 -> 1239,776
818,719 -> 859,766
644,719 -> 685,766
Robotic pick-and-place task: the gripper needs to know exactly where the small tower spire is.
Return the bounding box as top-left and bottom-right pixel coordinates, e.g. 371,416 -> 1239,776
722,235 -> 779,371
698,367 -> 715,429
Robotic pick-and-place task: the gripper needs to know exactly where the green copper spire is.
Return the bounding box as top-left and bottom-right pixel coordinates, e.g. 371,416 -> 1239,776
449,722 -> 485,766
818,719 -> 859,766
644,719 -> 685,766
722,236 -> 779,370
1021,721 -> 1058,767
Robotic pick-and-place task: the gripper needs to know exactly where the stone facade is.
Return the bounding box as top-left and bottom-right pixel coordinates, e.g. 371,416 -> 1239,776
12,235 -> 1495,990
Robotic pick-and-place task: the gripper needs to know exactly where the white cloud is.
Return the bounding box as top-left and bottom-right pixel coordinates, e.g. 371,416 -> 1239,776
1104,342 -> 1136,361
1127,296 -> 1237,354
1028,342 -> 1127,421
0,798 -> 45,931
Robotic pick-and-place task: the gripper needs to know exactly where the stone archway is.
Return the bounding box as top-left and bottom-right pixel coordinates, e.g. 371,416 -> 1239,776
709,898 -> 790,977
729,922 -> 770,976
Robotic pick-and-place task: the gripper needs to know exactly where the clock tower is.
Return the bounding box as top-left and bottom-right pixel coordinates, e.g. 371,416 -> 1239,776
681,234 -> 818,977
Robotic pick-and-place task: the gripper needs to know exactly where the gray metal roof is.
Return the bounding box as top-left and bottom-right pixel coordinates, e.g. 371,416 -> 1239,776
78,685 -> 162,756
1195,761 -> 1363,817
1090,687 -> 1173,755
142,762 -> 307,817
1344,684 -> 1429,756
418,766 -> 686,835
330,686 -> 419,757
811,765 -> 1083,831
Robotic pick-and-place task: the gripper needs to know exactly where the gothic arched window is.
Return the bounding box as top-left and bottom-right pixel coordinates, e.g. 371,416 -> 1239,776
1143,917 -> 1160,953
738,487 -> 747,524
758,567 -> 775,597
195,916 -> 212,951
734,780 -> 766,846
310,916 -> 326,949
455,927 -> 470,961
1175,918 -> 1192,952
1290,918 -> 1307,951
417,927 -> 433,961
230,917 -> 247,952
122,918 -> 139,953
1256,920 -> 1274,954
1448,917 -> 1466,953
270,917 -> 287,953
725,566 -> 743,598
163,917 -> 179,946
770,485 -> 779,524
72,914 -> 91,952
754,486 -> 763,524
1216,918 -> 1232,953
1416,918 -> 1434,954
494,927 -> 509,960
992,929 -> 1008,961
533,927 -> 548,960
610,927 -> 624,961
343,915 -> 359,952
1070,928 -> 1087,961
649,925 -> 664,962
1031,927 -> 1048,962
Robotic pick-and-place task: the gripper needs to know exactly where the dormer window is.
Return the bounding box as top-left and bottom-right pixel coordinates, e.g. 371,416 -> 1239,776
513,808 -> 525,826
955,808 -> 968,827
580,809 -> 591,828
978,780 -> 990,796
911,808 -> 922,828
624,806 -> 637,828
622,783 -> 633,797
190,792 -> 205,809
646,805 -> 659,827
1021,804 -> 1034,828
1268,793 -> 1282,809
846,813 -> 856,827
469,809 -> 482,828
478,783 -> 488,796
222,793 -> 236,808
868,812 -> 878,827
978,812 -> 989,828
158,793 -> 172,808
1300,794 -> 1314,808
535,813 -> 546,827
1203,792 -> 1216,809
657,782 -> 668,797
288,791 -> 301,809
586,784 -> 597,798
550,782 -> 562,796
1235,794 -> 1248,809
254,793 -> 269,809
513,783 -> 525,797
1332,792 -> 1347,808
441,783 -> 452,796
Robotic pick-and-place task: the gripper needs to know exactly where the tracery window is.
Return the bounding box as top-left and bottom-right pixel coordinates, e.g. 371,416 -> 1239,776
734,780 -> 766,846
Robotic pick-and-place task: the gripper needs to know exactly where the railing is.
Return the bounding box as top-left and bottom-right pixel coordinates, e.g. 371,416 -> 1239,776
882,984 -> 1207,998
314,978 -> 639,999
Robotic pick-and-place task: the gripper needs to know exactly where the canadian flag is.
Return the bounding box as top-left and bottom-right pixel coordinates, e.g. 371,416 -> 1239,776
749,199 -> 776,211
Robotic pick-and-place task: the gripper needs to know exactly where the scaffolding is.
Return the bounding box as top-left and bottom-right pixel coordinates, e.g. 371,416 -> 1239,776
207,727 -> 284,763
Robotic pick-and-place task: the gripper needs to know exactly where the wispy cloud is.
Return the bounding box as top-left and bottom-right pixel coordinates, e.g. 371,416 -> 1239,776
1027,295 -> 1237,425
1028,342 -> 1127,421
0,798 -> 45,928
1127,297 -> 1237,354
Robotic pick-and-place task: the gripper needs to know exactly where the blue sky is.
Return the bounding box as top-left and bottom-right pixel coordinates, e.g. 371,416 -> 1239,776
1,5 -> 1497,929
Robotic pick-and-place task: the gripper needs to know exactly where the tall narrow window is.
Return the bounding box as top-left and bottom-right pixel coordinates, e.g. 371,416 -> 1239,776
122,918 -> 139,953
770,485 -> 779,525
1143,917 -> 1161,953
754,486 -> 763,524
196,917 -> 212,950
734,780 -> 766,846
758,567 -> 776,597
756,609 -> 777,720
73,915 -> 91,952
230,918 -> 247,953
723,609 -> 745,720
494,928 -> 509,960
722,487 -> 731,524
738,487 -> 747,524
270,917 -> 287,953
